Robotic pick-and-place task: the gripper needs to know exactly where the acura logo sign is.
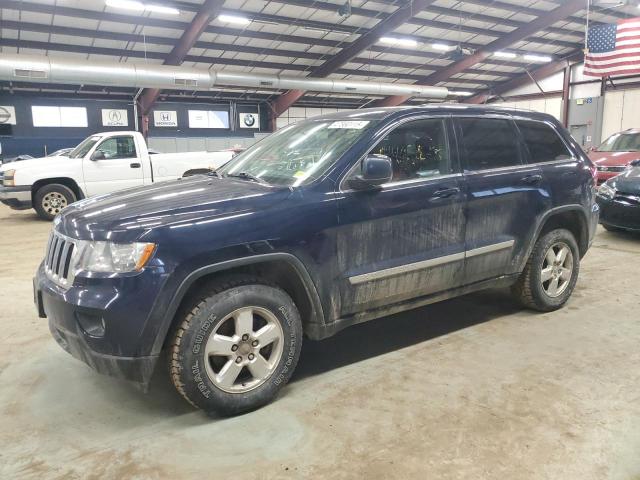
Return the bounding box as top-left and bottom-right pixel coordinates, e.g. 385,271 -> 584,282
0,106 -> 10,124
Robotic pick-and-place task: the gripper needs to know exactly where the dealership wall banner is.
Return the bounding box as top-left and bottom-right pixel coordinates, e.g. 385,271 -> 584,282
0,106 -> 17,125
102,109 -> 128,127
154,111 -> 178,127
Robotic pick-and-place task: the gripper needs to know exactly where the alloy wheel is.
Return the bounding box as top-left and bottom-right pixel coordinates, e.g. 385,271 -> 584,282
541,242 -> 574,298
204,306 -> 284,393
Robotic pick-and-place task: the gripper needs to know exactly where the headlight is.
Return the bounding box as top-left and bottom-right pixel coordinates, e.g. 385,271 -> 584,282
2,169 -> 15,186
597,183 -> 616,200
74,241 -> 156,273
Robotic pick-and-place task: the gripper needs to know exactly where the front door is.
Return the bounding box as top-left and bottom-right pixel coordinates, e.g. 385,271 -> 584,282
336,117 -> 466,316
454,116 -> 552,284
82,135 -> 144,196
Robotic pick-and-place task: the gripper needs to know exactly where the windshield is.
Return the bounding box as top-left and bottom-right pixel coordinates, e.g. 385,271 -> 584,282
69,136 -> 101,159
218,119 -> 379,186
597,132 -> 640,152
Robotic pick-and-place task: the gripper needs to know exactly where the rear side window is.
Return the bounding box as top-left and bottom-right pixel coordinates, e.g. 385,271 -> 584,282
516,120 -> 573,163
457,118 -> 521,171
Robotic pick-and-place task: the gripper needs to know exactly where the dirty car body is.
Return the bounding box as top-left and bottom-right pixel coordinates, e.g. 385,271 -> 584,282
34,105 -> 599,390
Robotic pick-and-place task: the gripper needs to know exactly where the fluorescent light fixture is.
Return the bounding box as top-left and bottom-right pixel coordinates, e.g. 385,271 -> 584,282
449,91 -> 473,96
431,43 -> 454,51
106,0 -> 144,11
146,4 -> 179,14
523,54 -> 552,62
218,14 -> 252,25
379,37 -> 418,48
105,0 -> 179,14
493,51 -> 517,59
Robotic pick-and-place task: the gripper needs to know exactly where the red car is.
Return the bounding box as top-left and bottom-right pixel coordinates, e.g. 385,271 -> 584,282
589,129 -> 640,184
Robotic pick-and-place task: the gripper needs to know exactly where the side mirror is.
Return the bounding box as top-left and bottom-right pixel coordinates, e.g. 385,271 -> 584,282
629,159 -> 640,167
347,154 -> 393,190
90,150 -> 106,161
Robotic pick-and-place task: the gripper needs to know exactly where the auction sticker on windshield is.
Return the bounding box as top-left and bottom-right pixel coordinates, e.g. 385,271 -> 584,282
328,121 -> 369,129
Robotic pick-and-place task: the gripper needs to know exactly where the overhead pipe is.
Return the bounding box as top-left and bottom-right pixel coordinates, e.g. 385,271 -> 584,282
0,54 -> 449,100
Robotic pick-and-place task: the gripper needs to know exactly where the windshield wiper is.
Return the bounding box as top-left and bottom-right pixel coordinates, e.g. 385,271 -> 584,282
225,172 -> 269,185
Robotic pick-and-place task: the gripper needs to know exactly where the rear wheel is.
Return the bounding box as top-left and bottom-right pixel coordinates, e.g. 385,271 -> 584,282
168,275 -> 303,415
512,228 -> 580,312
34,183 -> 76,220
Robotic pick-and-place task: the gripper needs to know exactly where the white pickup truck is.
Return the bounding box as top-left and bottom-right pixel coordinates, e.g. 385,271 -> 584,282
0,131 -> 235,220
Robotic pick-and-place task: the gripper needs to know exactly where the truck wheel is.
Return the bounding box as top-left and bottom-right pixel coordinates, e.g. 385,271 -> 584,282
511,229 -> 580,312
34,184 -> 76,220
169,275 -> 303,416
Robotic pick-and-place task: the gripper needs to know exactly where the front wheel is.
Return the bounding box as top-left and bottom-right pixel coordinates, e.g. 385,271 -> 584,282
34,183 -> 76,220
169,276 -> 303,415
511,228 -> 580,312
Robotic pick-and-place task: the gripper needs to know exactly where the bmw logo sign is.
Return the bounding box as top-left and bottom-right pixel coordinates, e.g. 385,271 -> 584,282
243,114 -> 256,127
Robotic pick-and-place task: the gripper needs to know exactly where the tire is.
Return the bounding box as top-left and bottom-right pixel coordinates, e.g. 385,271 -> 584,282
511,228 -> 580,312
34,183 -> 76,221
169,275 -> 303,416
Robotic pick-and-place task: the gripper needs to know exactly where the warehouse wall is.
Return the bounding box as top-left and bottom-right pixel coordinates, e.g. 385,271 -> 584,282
601,89 -> 640,142
0,93 -> 269,158
489,62 -> 640,143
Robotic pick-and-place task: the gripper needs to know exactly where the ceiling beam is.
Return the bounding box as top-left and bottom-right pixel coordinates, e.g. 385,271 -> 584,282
1,21 -> 523,81
270,0 -> 585,39
0,1 -> 581,54
0,39 -> 505,90
271,0 -> 442,118
138,0 -> 225,115
465,51 -> 584,104
375,0 -> 587,107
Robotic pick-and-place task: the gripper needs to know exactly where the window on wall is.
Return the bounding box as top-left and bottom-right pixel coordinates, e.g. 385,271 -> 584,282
515,120 -> 573,163
457,117 -> 521,171
94,136 -> 137,160
371,118 -> 452,182
31,106 -> 88,127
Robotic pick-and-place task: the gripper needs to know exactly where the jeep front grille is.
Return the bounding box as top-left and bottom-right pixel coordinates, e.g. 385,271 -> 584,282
44,231 -> 76,288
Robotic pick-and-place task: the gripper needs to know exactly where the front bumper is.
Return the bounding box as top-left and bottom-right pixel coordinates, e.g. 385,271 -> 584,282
597,195 -> 640,231
34,262 -> 168,386
0,185 -> 32,209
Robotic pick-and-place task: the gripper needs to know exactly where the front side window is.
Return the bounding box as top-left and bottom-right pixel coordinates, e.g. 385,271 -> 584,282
369,118 -> 452,182
95,136 -> 137,160
218,119 -> 379,187
597,132 -> 640,152
457,117 -> 521,171
516,120 -> 572,163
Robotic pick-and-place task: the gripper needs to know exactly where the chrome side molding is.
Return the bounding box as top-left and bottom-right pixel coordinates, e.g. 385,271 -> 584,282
348,239 -> 515,285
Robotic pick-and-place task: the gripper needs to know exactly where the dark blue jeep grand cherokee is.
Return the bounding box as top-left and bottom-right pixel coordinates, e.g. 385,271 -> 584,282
34,106 -> 599,415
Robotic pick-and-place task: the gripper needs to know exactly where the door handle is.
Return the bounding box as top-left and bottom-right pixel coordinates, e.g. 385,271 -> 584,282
521,174 -> 542,185
130,162 -> 141,169
431,187 -> 460,199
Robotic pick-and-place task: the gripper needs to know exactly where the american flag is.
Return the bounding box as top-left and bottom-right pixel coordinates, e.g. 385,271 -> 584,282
584,17 -> 640,77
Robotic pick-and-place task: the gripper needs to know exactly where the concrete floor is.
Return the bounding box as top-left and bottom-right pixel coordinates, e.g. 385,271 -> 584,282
1,207 -> 640,480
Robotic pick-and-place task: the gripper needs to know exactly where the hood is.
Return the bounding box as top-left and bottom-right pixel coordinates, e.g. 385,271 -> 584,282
0,155 -> 71,173
57,175 -> 292,241
588,150 -> 640,166
609,167 -> 640,195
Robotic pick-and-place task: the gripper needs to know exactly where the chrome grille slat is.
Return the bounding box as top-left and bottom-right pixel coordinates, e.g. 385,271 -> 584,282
44,231 -> 78,289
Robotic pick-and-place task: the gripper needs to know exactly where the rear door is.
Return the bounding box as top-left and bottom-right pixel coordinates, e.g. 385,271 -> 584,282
514,118 -> 582,205
82,135 -> 144,196
454,116 -> 552,284
336,116 -> 467,316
